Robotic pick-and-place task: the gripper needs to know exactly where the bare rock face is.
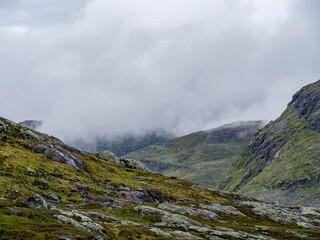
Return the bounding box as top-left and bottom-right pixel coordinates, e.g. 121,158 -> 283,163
23,194 -> 48,209
24,144 -> 86,171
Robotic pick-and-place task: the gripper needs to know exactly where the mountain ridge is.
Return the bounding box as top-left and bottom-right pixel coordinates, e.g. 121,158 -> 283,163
220,79 -> 320,207
123,120 -> 264,188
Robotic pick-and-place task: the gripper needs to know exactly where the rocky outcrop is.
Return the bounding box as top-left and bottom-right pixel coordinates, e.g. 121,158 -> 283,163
122,187 -> 173,203
200,202 -> 246,216
24,144 -> 86,171
87,150 -> 151,172
240,201 -> 320,229
54,209 -> 109,237
134,206 -> 203,230
158,202 -> 219,220
23,194 -> 48,209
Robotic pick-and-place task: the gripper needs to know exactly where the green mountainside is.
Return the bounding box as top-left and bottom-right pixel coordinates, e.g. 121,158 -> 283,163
220,80 -> 320,207
1,117 -> 320,239
123,121 -> 263,188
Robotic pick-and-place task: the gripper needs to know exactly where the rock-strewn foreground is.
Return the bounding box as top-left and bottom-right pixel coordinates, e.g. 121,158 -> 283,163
1,117 -> 320,239
220,79 -> 320,207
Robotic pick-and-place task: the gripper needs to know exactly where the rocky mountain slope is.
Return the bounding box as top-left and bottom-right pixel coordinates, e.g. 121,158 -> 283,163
18,120 -> 42,130
220,80 -> 320,207
1,117 -> 320,239
123,121 -> 263,188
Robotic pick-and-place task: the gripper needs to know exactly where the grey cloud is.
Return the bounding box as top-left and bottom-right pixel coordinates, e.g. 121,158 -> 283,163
0,0 -> 319,141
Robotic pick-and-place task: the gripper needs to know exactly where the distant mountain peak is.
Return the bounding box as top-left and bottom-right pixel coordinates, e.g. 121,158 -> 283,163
18,120 -> 42,130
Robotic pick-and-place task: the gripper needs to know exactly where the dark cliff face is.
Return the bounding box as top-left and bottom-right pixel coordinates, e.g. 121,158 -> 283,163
220,79 -> 320,207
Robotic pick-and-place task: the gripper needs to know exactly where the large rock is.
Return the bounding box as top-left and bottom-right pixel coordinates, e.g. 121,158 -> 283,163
122,187 -> 173,203
23,194 -> 48,209
55,210 -> 109,237
24,144 -> 86,171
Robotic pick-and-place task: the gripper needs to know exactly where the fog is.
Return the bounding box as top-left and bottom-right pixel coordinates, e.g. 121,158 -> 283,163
0,0 -> 319,141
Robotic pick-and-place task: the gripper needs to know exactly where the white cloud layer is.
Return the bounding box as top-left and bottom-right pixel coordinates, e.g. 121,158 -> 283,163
0,0 -> 319,140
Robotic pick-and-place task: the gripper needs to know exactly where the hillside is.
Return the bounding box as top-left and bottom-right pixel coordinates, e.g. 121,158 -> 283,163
1,117 -> 320,239
220,80 -> 320,207
123,121 -> 263,188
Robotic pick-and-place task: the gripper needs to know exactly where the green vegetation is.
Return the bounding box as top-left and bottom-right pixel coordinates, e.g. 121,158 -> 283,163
221,79 -> 320,206
123,121 -> 263,188
1,115 -> 320,239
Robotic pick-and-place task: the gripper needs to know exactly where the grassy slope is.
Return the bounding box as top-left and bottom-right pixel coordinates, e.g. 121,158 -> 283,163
1,117 -> 320,239
123,122 -> 262,188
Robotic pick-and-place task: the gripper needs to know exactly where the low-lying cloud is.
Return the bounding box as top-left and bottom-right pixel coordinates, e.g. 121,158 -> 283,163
0,0 -> 319,141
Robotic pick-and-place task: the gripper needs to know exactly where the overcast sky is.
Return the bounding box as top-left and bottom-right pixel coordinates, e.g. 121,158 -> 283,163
0,0 -> 319,140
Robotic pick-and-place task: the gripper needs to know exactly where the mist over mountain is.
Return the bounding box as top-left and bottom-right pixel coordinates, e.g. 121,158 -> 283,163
1,0 -> 320,141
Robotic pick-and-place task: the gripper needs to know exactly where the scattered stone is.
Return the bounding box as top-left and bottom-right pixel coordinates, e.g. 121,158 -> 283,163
240,201 -> 320,229
76,184 -> 91,191
93,237 -> 104,240
134,206 -> 203,230
201,203 -> 246,216
51,172 -> 63,178
48,204 -> 57,210
131,176 -> 146,181
58,235 -> 76,240
158,202 -> 219,220
81,212 -> 122,223
122,187 -> 173,203
24,194 -> 48,209
35,168 -> 47,173
0,135 -> 8,141
48,193 -> 60,201
104,177 -> 111,184
55,210 -> 109,237
70,188 -> 79,192
6,207 -> 20,213
34,179 -> 49,189
150,227 -> 201,239
26,166 -> 35,175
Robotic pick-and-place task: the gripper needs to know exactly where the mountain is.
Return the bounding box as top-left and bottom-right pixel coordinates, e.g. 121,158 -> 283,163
123,121 -> 263,188
18,120 -> 42,130
220,79 -> 320,207
1,117 -> 320,239
71,129 -> 175,156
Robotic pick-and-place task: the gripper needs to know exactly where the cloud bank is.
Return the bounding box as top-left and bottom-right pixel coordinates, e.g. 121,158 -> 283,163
0,0 -> 319,140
